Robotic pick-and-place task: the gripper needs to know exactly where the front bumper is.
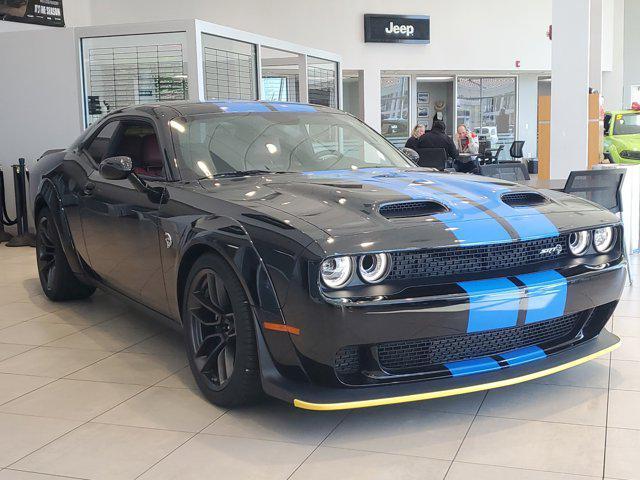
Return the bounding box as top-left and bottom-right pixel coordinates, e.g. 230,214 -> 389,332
260,328 -> 620,410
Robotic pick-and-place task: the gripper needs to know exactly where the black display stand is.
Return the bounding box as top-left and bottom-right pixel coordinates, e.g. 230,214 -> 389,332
5,159 -> 35,248
0,168 -> 14,243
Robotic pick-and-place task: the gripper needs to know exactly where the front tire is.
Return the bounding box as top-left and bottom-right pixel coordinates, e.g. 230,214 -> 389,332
182,253 -> 262,407
35,207 -> 96,301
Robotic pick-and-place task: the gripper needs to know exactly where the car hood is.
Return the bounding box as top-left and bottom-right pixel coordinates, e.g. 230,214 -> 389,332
609,134 -> 640,150
199,167 -> 617,254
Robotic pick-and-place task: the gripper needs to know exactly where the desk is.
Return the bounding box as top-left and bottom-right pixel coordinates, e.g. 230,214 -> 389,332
517,178 -> 566,191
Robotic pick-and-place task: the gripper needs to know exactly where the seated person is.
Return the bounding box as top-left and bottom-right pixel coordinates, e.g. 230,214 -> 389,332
405,124 -> 425,150
417,120 -> 459,162
454,124 -> 479,155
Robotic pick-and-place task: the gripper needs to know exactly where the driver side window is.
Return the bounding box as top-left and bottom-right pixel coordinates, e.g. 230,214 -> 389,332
85,121 -> 120,165
107,121 -> 165,179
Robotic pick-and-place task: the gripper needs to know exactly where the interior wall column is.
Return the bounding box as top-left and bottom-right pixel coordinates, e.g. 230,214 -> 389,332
550,0 -> 592,178
363,67 -> 381,132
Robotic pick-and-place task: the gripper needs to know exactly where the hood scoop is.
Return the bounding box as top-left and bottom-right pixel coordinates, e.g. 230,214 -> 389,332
501,192 -> 550,207
378,200 -> 449,219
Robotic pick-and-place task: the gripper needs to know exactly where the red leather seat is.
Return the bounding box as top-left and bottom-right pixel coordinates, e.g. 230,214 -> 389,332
134,135 -> 164,177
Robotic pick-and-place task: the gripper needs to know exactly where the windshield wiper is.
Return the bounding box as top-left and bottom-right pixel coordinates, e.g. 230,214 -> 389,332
197,170 -> 287,180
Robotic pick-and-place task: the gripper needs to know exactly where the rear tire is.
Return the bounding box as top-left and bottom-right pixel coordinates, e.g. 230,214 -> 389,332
182,253 -> 262,407
35,207 -> 96,301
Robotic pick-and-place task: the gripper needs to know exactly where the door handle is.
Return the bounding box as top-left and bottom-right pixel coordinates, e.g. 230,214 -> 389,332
82,182 -> 96,196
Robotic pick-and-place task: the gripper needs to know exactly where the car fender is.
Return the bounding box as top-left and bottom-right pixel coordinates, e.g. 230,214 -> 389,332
170,214 -> 309,379
33,178 -> 93,283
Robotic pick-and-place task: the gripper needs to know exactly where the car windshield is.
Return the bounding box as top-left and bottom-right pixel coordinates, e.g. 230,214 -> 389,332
169,111 -> 413,178
613,113 -> 640,135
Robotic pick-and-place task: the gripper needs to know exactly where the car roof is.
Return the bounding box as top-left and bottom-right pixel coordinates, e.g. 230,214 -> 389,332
607,110 -> 640,115
113,100 -> 342,118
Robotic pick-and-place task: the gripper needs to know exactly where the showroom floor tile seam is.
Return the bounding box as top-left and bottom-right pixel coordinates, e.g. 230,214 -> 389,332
4,379 -> 170,473
132,410 -> 235,479
446,460 -> 604,480
601,352 -> 614,480
2,467 -> 90,480
474,412 -> 609,429
0,328 -> 186,421
441,390 -> 488,478
284,412 -> 352,479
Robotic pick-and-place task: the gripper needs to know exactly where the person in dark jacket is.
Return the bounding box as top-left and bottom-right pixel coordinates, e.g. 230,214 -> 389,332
417,120 -> 459,161
405,124 -> 425,150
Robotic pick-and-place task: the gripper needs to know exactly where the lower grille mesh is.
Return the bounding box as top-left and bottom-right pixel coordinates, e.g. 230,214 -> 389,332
376,311 -> 585,373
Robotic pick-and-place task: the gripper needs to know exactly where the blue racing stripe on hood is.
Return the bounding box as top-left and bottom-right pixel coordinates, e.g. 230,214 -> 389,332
458,278 -> 521,332
445,357 -> 501,377
304,169 -> 512,244
516,270 -> 568,324
425,174 -> 559,240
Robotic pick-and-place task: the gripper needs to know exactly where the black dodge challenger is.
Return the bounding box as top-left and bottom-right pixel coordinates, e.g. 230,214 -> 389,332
30,101 -> 625,410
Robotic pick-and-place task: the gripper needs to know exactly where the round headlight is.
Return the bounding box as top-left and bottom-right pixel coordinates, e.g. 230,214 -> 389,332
569,230 -> 590,256
321,256 -> 354,288
593,227 -> 615,253
358,253 -> 391,284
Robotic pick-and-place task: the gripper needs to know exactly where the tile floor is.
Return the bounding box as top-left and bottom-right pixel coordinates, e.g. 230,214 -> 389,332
0,245 -> 638,480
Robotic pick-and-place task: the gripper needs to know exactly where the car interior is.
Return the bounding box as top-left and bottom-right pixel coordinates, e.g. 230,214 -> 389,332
86,120 -> 165,179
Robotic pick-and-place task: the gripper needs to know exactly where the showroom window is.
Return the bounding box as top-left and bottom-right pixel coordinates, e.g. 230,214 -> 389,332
307,56 -> 338,108
201,34 -> 257,101
456,76 -> 517,158
380,75 -> 410,148
260,47 -> 301,102
81,32 -> 189,126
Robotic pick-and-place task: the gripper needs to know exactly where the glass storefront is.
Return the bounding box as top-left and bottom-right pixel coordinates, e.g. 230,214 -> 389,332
307,56 -> 338,108
380,75 -> 410,148
201,34 -> 257,101
260,47 -> 301,103
81,32 -> 189,126
457,76 -> 517,158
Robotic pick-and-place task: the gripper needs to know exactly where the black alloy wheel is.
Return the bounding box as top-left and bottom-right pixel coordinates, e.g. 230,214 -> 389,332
187,269 -> 237,389
182,253 -> 262,407
35,207 -> 95,301
36,215 -> 57,291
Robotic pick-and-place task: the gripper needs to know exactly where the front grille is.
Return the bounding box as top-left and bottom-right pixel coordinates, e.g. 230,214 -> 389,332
388,235 -> 569,281
379,201 -> 448,218
621,150 -> 640,160
376,311 -> 585,373
501,192 -> 549,207
334,345 -> 361,375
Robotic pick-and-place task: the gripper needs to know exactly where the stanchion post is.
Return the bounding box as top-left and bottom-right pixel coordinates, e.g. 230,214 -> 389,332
0,168 -> 13,243
6,158 -> 36,247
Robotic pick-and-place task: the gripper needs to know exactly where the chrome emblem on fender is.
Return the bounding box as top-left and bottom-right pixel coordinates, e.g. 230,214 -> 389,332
164,232 -> 172,249
539,244 -> 563,256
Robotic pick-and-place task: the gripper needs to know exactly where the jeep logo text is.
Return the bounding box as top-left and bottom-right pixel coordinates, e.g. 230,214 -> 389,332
384,22 -> 414,36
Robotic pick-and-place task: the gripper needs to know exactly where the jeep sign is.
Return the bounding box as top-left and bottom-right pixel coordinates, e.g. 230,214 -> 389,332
364,14 -> 430,44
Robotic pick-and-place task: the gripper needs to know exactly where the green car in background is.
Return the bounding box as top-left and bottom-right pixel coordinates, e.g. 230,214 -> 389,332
604,110 -> 640,164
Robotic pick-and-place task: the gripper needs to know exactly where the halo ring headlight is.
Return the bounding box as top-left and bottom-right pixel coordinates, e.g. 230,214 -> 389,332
593,226 -> 615,253
358,253 -> 391,284
568,230 -> 590,256
321,256 -> 354,289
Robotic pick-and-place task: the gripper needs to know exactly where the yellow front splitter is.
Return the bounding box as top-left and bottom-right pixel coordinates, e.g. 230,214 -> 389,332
294,340 -> 620,411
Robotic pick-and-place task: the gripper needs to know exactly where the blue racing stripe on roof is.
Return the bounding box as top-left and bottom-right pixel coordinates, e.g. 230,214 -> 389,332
213,102 -> 271,113
500,346 -> 547,366
458,278 -> 521,332
270,103 -> 317,112
516,270 -> 567,324
445,357 -> 501,377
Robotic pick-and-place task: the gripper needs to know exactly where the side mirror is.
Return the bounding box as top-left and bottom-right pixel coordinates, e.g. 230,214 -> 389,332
401,147 -> 420,163
99,156 -> 133,180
